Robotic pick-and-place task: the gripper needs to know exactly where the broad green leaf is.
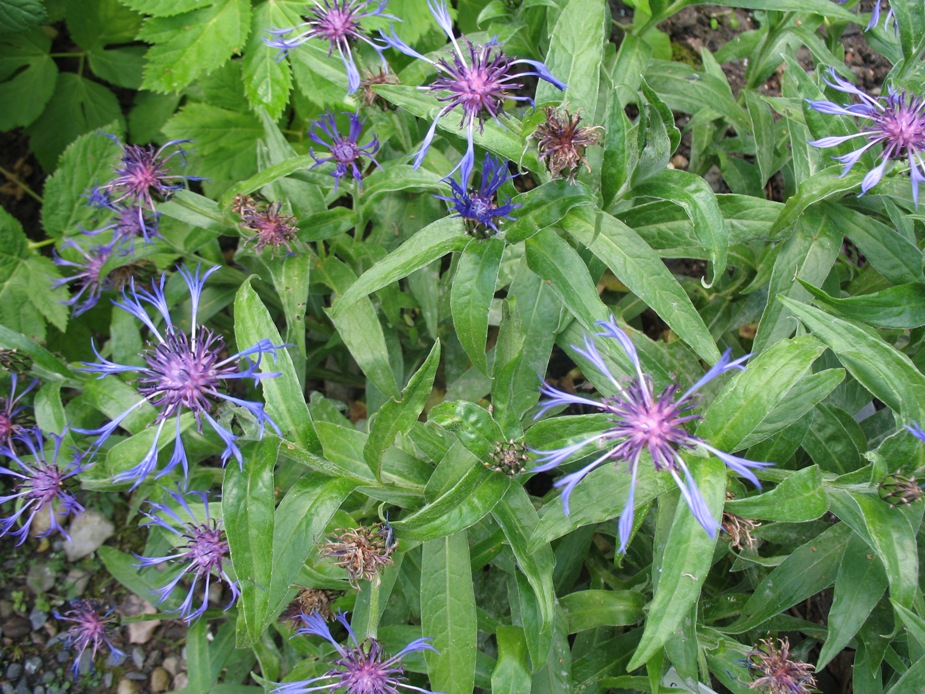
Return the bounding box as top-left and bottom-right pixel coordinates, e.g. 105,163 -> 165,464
745,90 -> 777,186
699,335 -> 825,451
721,522 -> 851,633
452,238 -> 503,373
365,341 -> 440,480
816,533 -> 887,669
223,438 -> 276,646
503,181 -> 594,244
799,281 -> 925,329
234,276 -> 321,454
564,208 -> 720,364
120,0 -> 210,16
802,404 -> 866,474
422,533 -> 477,694
781,298 -> 925,420
330,217 -> 467,316
536,0 -> 604,111
628,457 -> 725,670
692,0 -> 855,20
87,46 -> 145,89
725,466 -> 828,522
243,3 -> 293,119
890,0 -> 925,65
0,323 -> 71,381
561,590 -> 645,632
767,166 -> 864,238
894,602 -> 925,650
42,127 -> 122,239
0,29 -> 56,129
429,400 -> 503,461
139,0 -> 252,93
491,627 -> 532,694
0,0 -> 45,33
887,657 -> 925,694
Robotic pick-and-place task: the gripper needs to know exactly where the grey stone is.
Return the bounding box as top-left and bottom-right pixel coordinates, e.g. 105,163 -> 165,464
23,656 -> 41,675
162,655 -> 180,676
125,672 -> 147,681
122,595 -> 158,645
131,645 -> 145,669
0,600 -> 13,618
12,680 -> 28,694
28,608 -> 47,630
25,561 -> 56,595
33,687 -> 44,694
4,663 -> 21,679
150,667 -> 170,693
63,569 -> 90,597
56,650 -> 70,665
63,511 -> 115,561
173,673 -> 189,691
1,684 -> 12,694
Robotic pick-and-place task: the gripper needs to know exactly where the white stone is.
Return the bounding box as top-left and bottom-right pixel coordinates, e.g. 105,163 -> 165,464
63,511 -> 114,561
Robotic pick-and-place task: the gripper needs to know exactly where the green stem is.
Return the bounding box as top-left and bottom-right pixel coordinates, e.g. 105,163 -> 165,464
50,52 -> 84,58
745,12 -> 795,90
366,578 -> 381,640
0,166 -> 43,204
28,238 -> 55,250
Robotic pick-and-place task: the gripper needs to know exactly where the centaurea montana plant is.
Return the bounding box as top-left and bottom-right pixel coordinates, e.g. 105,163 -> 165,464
273,611 -> 439,694
308,111 -> 381,192
0,373 -> 37,447
531,316 -> 772,552
53,599 -> 124,676
0,428 -> 90,545
807,69 -> 925,203
380,0 -> 566,182
78,265 -> 284,488
265,1 -> 393,95
135,488 -> 239,622
436,154 -> 519,237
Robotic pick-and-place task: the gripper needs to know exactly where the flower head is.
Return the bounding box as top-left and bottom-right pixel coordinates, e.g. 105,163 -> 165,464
82,196 -> 161,253
484,439 -> 528,476
807,70 -> 925,203
264,1 -> 393,95
361,67 -> 399,109
77,265 -> 284,488
53,599 -> 124,676
321,523 -> 396,587
380,0 -> 566,181
274,611 -> 439,694
308,112 -> 381,192
530,316 -> 772,552
746,638 -> 817,694
878,472 -> 923,506
52,239 -> 117,317
532,107 -> 602,182
234,195 -> 299,254
0,428 -> 90,545
281,587 -> 340,627
0,373 -> 38,448
135,488 -> 239,622
436,154 -> 519,237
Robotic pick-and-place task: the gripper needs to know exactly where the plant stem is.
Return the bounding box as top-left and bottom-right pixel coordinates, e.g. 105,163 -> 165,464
0,167 -> 43,203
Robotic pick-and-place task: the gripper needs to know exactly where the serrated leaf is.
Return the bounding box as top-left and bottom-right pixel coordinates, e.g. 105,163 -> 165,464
87,45 -> 145,89
243,3 -> 293,119
119,0 -> 210,17
0,29 -> 57,130
139,0 -> 251,93
0,0 -> 46,33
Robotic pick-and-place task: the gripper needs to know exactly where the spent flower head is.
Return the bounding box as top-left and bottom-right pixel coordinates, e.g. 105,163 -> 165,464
807,69 -> 925,203
0,428 -> 90,545
746,638 -> 817,694
234,195 -> 299,254
135,488 -> 239,622
530,316 -> 772,552
0,373 -> 38,448
308,112 -> 381,192
274,611 -> 439,694
321,523 -> 397,587
77,265 -> 284,488
264,1 -> 393,95
281,587 -> 340,628
380,0 -> 566,181
53,599 -> 125,676
532,107 -> 602,182
436,154 -> 519,237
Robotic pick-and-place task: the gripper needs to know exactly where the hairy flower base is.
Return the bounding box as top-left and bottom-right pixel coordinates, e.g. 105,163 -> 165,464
136,488 -> 239,622
274,612 -> 438,694
54,599 -> 124,676
436,154 -> 519,236
322,524 -> 396,587
531,316 -> 772,552
233,195 -> 299,254
746,638 -> 817,694
532,107 -> 602,182
77,265 -> 284,488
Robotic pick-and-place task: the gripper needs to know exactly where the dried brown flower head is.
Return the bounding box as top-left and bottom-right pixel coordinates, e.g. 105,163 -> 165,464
878,472 -> 924,506
485,439 -> 528,476
531,107 -> 602,182
233,195 -> 298,254
321,524 -> 396,587
722,492 -> 760,552
106,260 -> 157,293
747,638 -> 817,694
360,68 -> 399,109
280,587 -> 339,628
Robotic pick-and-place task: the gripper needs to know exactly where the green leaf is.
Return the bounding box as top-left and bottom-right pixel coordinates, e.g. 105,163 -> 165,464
233,276 -> 321,454
429,400 -> 503,460
725,466 -> 828,522
365,341 -> 440,480
120,0 -> 210,16
816,533 -> 887,669
87,46 -> 146,89
628,457 -> 726,670
42,126 -> 122,238
0,208 -> 69,340
330,217 -> 467,316
781,298 -> 925,420
802,404 -> 865,474
99,546 -> 181,610
491,627 -> 532,694
536,0 -> 603,111
0,29 -> 56,129
162,103 -> 261,183
564,208 -> 721,364
721,522 -> 851,633
767,166 -> 864,238
242,3 -> 292,119
452,238 -> 503,373
692,0 -> 856,20
223,438 -> 276,646
633,168 -> 728,286
561,590 -> 645,632
421,533 -> 477,694
0,323 -> 71,380
26,73 -> 124,169
798,281 -> 925,329
138,0 -> 251,93
0,0 -> 46,33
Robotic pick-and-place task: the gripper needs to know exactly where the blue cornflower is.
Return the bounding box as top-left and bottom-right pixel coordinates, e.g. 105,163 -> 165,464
380,0 -> 566,182
274,611 -> 439,694
53,599 -> 125,676
0,428 -> 90,546
82,195 -> 161,253
0,373 -> 38,448
77,265 -> 284,488
135,488 -> 239,623
837,0 -> 892,31
436,154 -> 519,237
807,69 -> 925,204
52,239 -> 117,317
264,1 -> 394,95
308,112 -> 381,192
531,316 -> 771,552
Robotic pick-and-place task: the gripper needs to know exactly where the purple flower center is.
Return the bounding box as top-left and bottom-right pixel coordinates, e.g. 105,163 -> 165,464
334,641 -> 405,694
122,146 -> 169,198
434,42 -> 517,124
0,409 -> 13,440
184,521 -> 229,574
316,3 -> 360,41
331,139 -> 362,164
27,464 -> 66,506
138,327 -> 236,421
875,96 -> 925,156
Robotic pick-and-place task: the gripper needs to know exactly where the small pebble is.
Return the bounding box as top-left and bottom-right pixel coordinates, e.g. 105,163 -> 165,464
150,667 -> 170,693
0,684 -> 11,694
2,616 -> 29,639
33,687 -> 44,694
117,678 -> 138,694
125,672 -> 147,681
12,680 -> 28,694
4,663 -> 21,679
56,650 -> 70,664
25,560 -> 56,594
162,655 -> 180,676
24,656 -> 42,675
0,600 -> 12,618
173,672 -> 189,690
29,608 -> 47,630
131,645 -> 145,669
